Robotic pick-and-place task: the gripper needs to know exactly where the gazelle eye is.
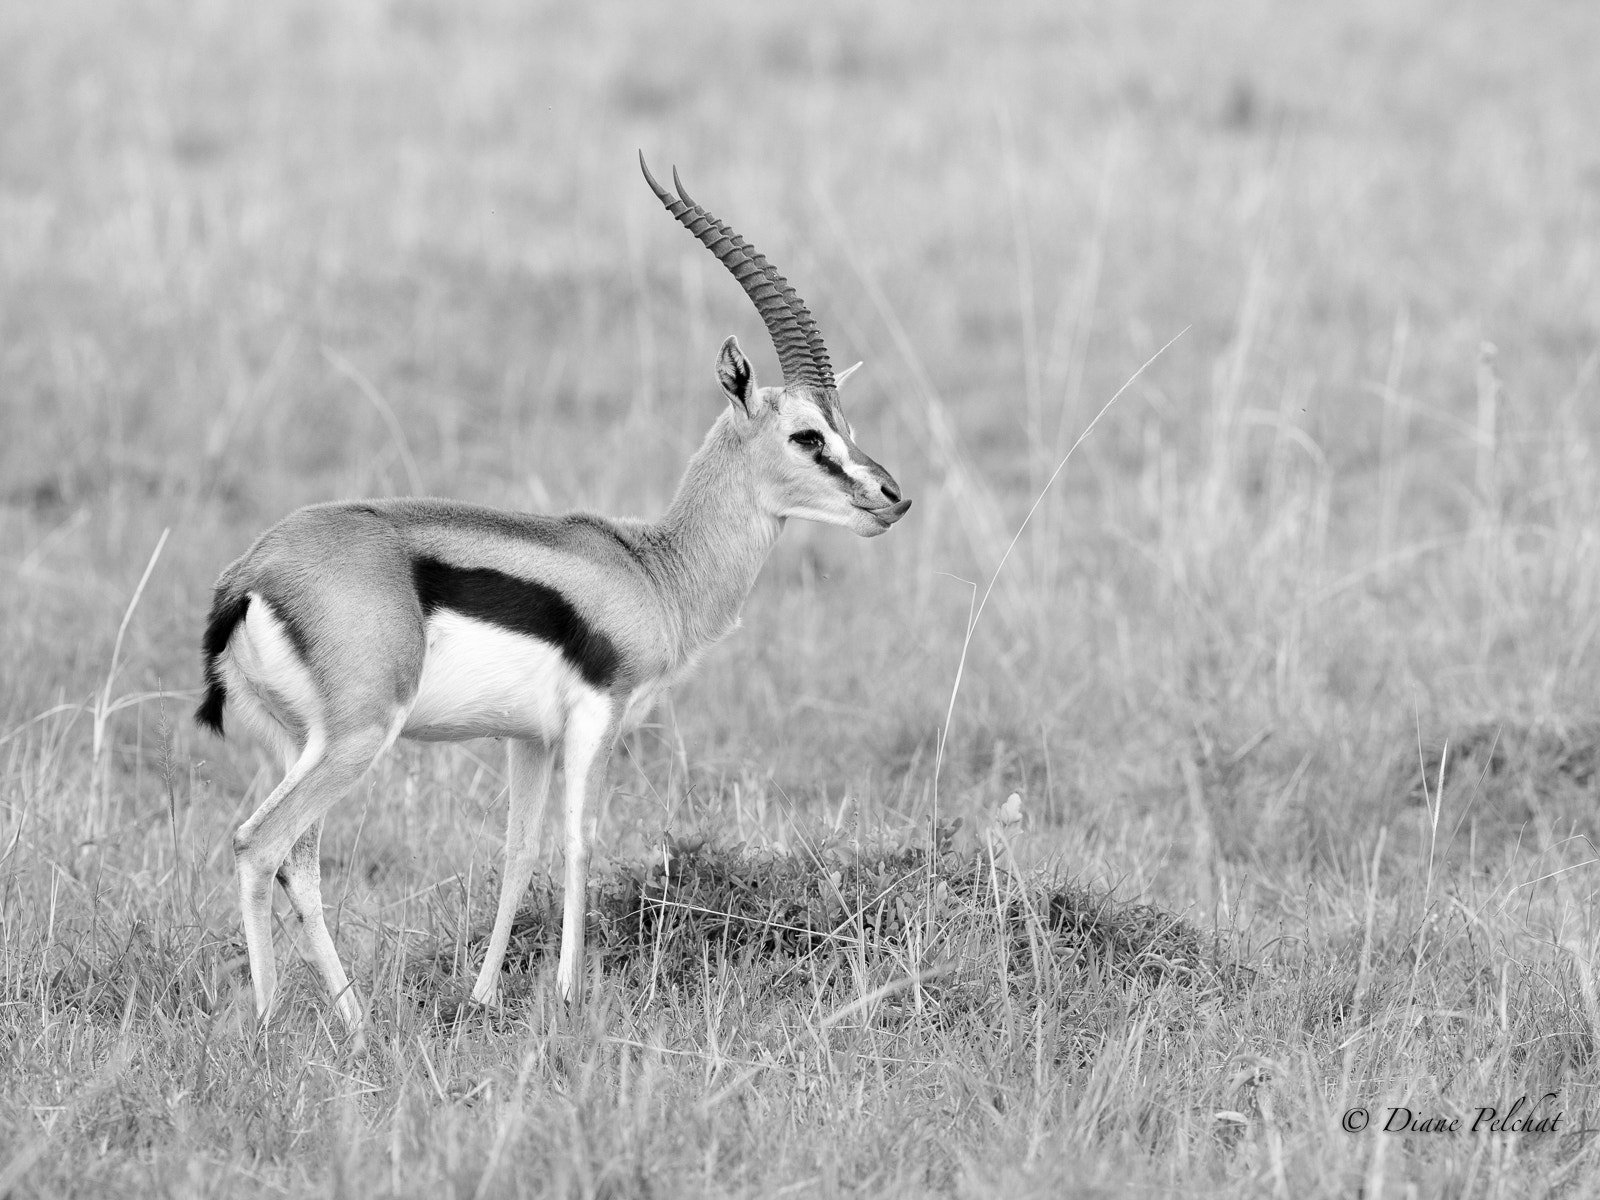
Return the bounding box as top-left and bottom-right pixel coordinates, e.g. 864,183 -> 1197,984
790,430 -> 824,449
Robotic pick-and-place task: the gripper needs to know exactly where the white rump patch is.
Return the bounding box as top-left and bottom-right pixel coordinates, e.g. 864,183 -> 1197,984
220,593 -> 325,759
402,610 -> 590,742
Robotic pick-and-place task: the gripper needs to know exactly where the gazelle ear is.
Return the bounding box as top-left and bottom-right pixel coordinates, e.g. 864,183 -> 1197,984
835,361 -> 864,389
716,335 -> 757,415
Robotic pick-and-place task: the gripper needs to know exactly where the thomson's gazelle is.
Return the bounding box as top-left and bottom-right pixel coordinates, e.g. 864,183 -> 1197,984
196,155 -> 910,1044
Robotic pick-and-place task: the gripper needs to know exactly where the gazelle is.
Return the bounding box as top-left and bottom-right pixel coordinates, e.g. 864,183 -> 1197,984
195,154 -> 910,1045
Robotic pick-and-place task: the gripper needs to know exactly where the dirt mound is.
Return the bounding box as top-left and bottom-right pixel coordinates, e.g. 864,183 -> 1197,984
426,830 -> 1245,1005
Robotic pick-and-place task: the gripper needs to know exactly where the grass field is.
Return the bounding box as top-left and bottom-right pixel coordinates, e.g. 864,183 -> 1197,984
4,0 -> 1600,1195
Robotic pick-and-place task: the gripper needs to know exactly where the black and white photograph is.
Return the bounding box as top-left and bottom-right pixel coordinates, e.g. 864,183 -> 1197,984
2,1 -> 1598,1195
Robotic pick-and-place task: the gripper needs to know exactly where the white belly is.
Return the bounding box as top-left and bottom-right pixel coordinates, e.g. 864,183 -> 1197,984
402,610 -> 587,742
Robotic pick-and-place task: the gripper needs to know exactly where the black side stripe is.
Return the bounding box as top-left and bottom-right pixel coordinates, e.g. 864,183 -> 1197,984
411,556 -> 621,689
195,590 -> 250,736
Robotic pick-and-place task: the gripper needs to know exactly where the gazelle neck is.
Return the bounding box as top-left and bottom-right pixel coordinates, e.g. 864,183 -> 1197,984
647,411 -> 782,660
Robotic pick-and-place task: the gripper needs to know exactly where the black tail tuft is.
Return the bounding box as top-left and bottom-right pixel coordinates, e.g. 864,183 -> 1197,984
195,591 -> 250,736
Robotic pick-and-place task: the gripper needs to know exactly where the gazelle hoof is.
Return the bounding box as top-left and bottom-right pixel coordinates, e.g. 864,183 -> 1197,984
469,983 -> 503,1010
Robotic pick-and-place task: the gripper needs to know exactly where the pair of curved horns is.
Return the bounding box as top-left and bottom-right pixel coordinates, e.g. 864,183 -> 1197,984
640,152 -> 835,392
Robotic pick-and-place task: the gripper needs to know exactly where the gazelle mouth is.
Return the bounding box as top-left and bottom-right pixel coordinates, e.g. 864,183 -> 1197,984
861,498 -> 912,526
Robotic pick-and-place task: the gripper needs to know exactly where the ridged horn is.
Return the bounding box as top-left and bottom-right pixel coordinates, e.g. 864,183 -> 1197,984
640,152 -> 834,391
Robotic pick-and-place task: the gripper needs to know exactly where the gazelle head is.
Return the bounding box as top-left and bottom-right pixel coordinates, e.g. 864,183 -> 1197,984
643,155 -> 911,538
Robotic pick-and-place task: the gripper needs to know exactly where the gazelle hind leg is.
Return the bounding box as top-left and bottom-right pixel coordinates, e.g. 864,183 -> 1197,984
233,722 -> 390,1030
277,707 -> 406,1037
469,737 -> 557,1008
556,692 -> 619,1005
236,732 -> 326,1025
276,818 -> 363,1039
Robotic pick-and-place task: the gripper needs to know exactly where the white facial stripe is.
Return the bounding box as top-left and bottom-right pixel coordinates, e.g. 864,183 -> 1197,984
403,609 -> 583,742
823,427 -> 883,487
821,429 -> 854,471
799,397 -> 865,468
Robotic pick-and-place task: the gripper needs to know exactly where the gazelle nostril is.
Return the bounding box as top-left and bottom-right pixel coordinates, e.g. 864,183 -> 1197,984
880,480 -> 901,504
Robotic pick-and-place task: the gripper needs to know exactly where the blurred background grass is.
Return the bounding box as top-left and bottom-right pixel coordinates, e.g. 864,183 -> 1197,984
3,1 -> 1600,1191
3,0 -> 1599,896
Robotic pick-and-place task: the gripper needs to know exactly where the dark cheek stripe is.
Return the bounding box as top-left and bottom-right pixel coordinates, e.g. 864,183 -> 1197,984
811,448 -> 850,480
411,556 -> 621,688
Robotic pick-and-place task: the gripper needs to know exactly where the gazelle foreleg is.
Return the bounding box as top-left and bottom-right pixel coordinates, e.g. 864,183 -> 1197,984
469,736 -> 557,1007
555,692 -> 620,1005
234,722 -> 389,1036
